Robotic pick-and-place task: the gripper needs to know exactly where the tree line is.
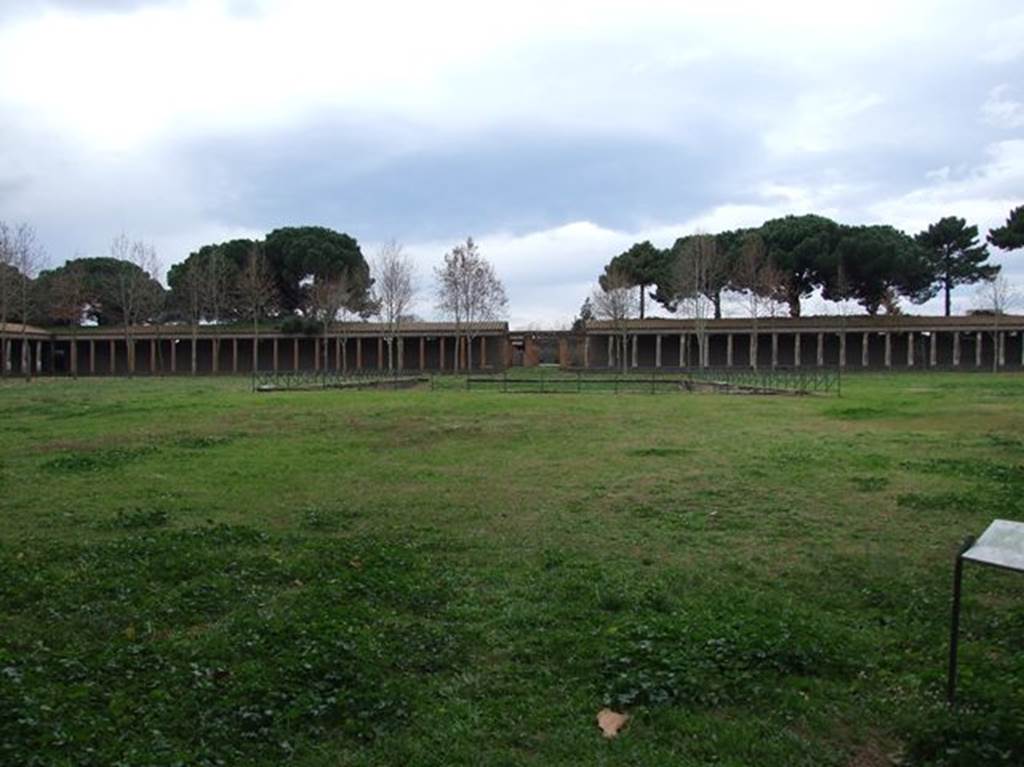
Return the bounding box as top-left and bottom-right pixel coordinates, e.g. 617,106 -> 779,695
593,207 -> 1024,321
0,225 -> 507,376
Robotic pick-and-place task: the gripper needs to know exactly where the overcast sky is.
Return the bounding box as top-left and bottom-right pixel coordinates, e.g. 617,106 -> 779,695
1,0 -> 1022,326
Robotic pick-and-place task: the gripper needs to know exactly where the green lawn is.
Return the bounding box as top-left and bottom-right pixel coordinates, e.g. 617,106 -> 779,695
2,373 -> 1023,766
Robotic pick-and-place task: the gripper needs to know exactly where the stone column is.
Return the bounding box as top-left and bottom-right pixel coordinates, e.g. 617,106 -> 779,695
110,339 -> 116,374
69,340 -> 77,377
631,335 -> 638,368
679,333 -> 686,367
794,333 -> 801,367
862,332 -> 869,367
655,334 -> 662,368
272,338 -> 279,372
771,333 -> 778,369
314,338 -> 320,371
929,333 -> 937,367
583,335 -> 590,369
293,338 -> 299,370
419,337 -> 426,370
336,337 -> 341,371
839,333 -> 846,368
976,332 -> 983,367
378,337 -> 384,370
998,332 -> 1006,368
607,336 -> 614,367
480,336 -> 487,369
35,341 -> 42,373
726,334 -> 733,367
90,340 -> 96,374
356,338 -> 363,370
438,337 -> 444,371
232,338 -> 239,373
170,338 -> 176,373
150,339 -> 156,373
750,332 -> 757,369
884,333 -> 892,368
953,332 -> 960,367
907,332 -> 914,367
816,333 -> 824,367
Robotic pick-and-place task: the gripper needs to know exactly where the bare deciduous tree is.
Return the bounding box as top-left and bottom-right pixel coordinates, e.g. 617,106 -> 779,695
12,224 -> 44,380
48,260 -> 88,378
435,237 -> 507,371
591,267 -> 639,373
236,245 -> 277,372
673,233 -> 717,369
975,275 -> 1019,372
108,233 -> 161,376
373,240 -> 416,371
308,274 -> 354,371
0,221 -> 14,376
179,259 -> 205,375
203,247 -> 234,372
733,232 -> 784,369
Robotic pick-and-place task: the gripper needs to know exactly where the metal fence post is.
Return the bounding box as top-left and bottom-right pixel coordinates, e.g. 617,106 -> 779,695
947,535 -> 976,706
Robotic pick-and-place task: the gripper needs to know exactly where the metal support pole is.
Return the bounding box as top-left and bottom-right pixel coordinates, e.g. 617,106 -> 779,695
947,535 -> 976,706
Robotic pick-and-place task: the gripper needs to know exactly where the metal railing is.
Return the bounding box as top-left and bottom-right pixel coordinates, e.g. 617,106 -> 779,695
464,366 -> 840,395
252,369 -> 428,392
685,366 -> 840,394
251,365 -> 840,395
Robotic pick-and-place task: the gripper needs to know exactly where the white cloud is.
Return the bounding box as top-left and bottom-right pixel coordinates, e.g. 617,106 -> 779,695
2,0 -> 1023,326
982,84 -> 1024,129
866,140 -> 1024,234
764,91 -> 885,154
983,10 -> 1024,62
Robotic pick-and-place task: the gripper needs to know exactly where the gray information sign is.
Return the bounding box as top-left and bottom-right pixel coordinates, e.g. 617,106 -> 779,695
947,519 -> 1024,704
961,519 -> 1024,572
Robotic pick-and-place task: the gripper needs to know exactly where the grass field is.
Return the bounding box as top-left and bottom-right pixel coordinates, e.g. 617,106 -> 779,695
2,372 -> 1023,766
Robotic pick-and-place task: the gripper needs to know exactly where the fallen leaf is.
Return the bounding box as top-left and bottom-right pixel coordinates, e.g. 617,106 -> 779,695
597,708 -> 629,739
